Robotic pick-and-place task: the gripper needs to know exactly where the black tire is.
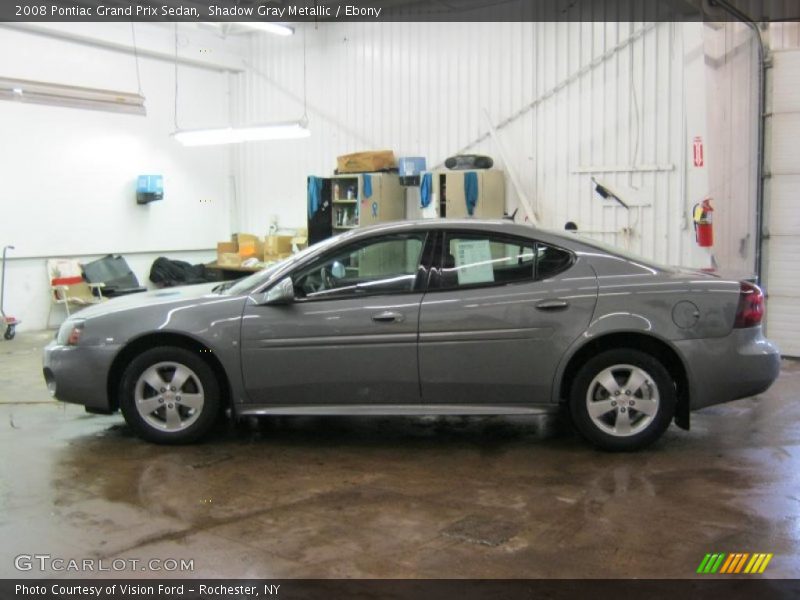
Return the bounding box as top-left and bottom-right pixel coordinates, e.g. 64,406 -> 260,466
569,348 -> 676,451
119,346 -> 221,444
4,325 -> 15,340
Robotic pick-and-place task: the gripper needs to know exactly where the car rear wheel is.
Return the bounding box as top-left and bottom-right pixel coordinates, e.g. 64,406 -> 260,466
119,346 -> 220,444
569,348 -> 676,451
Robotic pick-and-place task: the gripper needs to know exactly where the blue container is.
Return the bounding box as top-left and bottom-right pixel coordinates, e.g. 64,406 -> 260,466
136,174 -> 164,204
398,157 -> 426,186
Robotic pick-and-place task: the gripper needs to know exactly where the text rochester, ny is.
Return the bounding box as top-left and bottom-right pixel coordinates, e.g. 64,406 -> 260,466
15,584 -> 281,597
34,4 -> 384,18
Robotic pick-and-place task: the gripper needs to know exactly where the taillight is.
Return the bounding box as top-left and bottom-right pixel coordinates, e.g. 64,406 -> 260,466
734,281 -> 765,328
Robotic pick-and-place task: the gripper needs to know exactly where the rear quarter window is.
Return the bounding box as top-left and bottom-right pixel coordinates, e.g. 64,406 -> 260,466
535,244 -> 573,280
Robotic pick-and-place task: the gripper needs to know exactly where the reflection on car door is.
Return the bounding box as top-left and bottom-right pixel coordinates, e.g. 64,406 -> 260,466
418,231 -> 598,406
240,232 -> 431,407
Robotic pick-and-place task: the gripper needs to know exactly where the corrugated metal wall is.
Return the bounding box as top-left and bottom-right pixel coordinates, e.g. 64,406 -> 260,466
704,22 -> 759,277
232,22 -> 718,267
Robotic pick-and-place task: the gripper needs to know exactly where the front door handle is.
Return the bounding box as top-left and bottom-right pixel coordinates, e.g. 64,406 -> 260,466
372,311 -> 405,323
535,299 -> 569,311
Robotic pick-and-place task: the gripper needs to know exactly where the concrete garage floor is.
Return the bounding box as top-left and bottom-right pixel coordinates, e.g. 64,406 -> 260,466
0,331 -> 799,579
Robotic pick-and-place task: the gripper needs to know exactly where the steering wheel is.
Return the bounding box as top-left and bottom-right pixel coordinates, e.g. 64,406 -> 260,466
303,266 -> 335,294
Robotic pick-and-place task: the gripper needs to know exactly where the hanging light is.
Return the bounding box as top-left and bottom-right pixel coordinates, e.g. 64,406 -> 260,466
0,77 -> 145,115
172,119 -> 310,146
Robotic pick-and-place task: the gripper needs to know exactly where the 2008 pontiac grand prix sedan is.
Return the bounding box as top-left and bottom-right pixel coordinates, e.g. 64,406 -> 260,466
43,220 -> 780,451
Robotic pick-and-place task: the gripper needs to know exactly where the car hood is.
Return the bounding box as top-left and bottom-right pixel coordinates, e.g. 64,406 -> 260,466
74,283 -> 225,319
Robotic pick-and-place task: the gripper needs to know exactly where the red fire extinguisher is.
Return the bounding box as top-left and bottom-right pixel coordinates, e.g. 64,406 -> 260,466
693,197 -> 714,247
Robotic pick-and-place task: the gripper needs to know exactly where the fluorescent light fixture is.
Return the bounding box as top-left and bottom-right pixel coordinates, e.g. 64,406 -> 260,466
225,22 -> 294,36
0,77 -> 145,115
173,120 -> 310,146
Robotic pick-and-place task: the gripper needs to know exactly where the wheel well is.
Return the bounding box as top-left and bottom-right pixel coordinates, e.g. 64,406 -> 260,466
559,332 -> 690,430
106,333 -> 232,413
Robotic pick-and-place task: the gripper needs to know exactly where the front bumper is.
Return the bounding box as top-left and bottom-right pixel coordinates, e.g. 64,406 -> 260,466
675,327 -> 781,411
42,340 -> 120,412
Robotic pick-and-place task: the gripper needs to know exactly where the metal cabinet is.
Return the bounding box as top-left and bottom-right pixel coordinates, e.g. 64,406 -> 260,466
420,169 -> 506,219
307,172 -> 405,244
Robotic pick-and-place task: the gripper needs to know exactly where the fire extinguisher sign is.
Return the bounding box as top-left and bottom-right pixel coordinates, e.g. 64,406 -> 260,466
693,136 -> 704,167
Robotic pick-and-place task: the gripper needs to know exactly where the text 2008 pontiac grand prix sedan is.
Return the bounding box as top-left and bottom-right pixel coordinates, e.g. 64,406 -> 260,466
43,220 -> 780,451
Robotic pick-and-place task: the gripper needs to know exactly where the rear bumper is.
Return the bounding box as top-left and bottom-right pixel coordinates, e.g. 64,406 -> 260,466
675,327 -> 781,410
42,341 -> 120,411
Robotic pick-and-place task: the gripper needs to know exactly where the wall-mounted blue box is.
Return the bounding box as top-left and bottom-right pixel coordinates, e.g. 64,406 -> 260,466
398,157 -> 426,186
136,175 -> 164,204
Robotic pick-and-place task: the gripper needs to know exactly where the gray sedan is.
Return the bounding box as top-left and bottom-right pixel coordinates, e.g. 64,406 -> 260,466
43,220 -> 780,450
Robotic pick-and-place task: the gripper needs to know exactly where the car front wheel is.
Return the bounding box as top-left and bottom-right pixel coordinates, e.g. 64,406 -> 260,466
119,346 -> 221,444
569,348 -> 676,451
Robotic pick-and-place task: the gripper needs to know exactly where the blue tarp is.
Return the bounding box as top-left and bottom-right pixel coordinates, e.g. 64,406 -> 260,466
363,173 -> 373,199
307,176 -> 322,217
464,171 -> 478,216
420,172 -> 432,208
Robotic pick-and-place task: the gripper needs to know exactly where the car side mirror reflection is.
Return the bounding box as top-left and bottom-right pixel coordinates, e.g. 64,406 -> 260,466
331,261 -> 346,279
261,276 -> 295,305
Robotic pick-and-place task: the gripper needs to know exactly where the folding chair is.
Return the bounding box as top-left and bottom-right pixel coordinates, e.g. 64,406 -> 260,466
47,258 -> 105,324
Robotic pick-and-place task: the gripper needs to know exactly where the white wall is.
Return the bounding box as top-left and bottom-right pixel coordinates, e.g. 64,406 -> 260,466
233,21 -> 717,270
0,23 -> 243,330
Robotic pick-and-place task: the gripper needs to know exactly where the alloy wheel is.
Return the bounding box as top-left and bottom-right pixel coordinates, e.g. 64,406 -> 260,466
134,361 -> 205,432
585,364 -> 660,437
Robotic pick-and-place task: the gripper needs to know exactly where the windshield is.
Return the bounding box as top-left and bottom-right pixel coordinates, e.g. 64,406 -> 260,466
222,236 -> 341,296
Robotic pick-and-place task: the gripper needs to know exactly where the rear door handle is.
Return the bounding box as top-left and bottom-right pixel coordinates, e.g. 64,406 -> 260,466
535,299 -> 569,311
372,311 -> 405,323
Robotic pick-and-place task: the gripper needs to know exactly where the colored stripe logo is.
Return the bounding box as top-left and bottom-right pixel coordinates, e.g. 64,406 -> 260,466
697,553 -> 773,574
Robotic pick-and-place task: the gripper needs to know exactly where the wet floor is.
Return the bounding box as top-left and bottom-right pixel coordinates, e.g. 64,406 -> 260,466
0,332 -> 799,578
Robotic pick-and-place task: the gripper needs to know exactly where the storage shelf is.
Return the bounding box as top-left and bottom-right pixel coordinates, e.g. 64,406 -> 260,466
333,199 -> 358,204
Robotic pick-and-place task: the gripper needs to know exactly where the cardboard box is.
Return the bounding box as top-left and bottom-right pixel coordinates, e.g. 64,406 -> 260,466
337,150 -> 396,174
238,240 -> 259,258
232,233 -> 259,246
218,252 -> 242,267
291,228 -> 308,250
264,252 -> 292,261
265,235 -> 293,257
291,235 -> 308,250
217,241 -> 237,262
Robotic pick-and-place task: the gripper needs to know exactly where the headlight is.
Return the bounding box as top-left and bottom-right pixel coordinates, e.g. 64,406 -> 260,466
57,320 -> 85,346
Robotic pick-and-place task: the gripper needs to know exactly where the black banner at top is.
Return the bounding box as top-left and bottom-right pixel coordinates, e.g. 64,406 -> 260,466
2,0 -> 800,23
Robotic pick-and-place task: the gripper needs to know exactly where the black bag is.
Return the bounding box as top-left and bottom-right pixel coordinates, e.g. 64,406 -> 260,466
81,255 -> 146,297
149,257 -> 217,288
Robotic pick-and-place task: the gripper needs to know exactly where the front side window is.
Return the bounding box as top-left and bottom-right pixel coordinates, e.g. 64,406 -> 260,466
293,233 -> 427,300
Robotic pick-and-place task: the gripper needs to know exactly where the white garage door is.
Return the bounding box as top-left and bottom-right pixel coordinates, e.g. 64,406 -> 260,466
766,51 -> 800,357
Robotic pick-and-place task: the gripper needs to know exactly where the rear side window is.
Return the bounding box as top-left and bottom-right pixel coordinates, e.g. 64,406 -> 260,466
438,233 -> 572,289
441,233 -> 535,288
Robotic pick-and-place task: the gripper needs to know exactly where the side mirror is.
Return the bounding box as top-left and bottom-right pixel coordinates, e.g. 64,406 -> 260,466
261,276 -> 294,305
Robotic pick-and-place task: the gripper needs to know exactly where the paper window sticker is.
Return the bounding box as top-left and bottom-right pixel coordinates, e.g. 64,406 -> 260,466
453,239 -> 495,285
